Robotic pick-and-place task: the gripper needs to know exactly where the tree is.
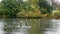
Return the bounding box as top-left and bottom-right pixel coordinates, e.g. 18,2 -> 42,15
38,0 -> 53,14
1,0 -> 36,17
2,0 -> 22,18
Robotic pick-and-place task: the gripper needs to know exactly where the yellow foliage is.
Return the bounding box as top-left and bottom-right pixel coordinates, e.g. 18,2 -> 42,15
24,14 -> 29,17
34,10 -> 41,16
42,14 -> 48,18
44,14 -> 48,17
31,0 -> 39,4
31,5 -> 36,8
28,12 -> 33,16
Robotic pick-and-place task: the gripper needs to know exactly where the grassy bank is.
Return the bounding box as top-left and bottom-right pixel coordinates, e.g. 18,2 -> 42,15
51,10 -> 60,19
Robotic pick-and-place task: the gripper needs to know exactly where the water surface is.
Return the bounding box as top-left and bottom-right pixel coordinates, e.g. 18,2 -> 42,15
0,18 -> 59,34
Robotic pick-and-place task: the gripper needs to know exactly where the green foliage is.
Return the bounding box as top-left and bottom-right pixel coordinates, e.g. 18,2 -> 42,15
0,0 -> 52,18
2,0 -> 21,17
40,7 -> 48,14
52,10 -> 60,15
1,0 -> 36,18
38,0 -> 53,14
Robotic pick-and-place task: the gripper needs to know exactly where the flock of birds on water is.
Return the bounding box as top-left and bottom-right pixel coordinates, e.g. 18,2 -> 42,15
4,20 -> 31,31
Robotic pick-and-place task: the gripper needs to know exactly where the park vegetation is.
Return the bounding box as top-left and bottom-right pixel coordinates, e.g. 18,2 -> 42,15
0,0 -> 53,18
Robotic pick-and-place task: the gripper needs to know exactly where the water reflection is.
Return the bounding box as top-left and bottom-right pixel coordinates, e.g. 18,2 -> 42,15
0,20 -> 4,34
0,18 -> 58,34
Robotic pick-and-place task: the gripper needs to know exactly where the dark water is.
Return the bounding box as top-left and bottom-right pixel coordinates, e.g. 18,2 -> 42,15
0,18 -> 58,34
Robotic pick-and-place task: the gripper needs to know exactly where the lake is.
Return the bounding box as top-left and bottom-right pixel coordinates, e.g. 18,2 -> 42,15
0,18 -> 59,34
